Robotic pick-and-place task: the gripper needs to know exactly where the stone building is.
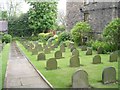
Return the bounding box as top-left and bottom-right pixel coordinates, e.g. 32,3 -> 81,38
66,0 -> 120,38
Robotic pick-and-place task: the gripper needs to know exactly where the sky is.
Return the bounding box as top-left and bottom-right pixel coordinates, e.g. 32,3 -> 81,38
0,0 -> 66,13
21,0 -> 66,14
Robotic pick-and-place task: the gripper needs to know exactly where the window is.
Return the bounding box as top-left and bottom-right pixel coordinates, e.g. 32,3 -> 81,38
84,12 -> 89,21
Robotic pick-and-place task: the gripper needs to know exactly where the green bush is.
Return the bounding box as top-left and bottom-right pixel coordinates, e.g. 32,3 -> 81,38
91,40 -> 114,53
103,18 -> 120,50
58,32 -> 72,43
71,21 -> 91,46
2,34 -> 12,43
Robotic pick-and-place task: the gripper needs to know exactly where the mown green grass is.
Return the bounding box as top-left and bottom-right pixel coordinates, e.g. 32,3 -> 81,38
17,41 -> 118,88
0,43 -> 10,89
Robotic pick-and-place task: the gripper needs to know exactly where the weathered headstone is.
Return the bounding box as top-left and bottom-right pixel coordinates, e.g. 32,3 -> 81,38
68,42 -> 74,49
72,49 -> 79,56
60,44 -> 65,52
70,55 -> 80,67
46,58 -> 57,70
37,53 -> 46,60
81,46 -> 87,51
102,67 -> 116,84
86,48 -> 92,55
93,55 -> 101,64
97,46 -> 104,54
55,51 -> 62,59
35,44 -> 43,52
70,46 -> 76,52
50,45 -> 55,51
44,47 -> 51,54
72,70 -> 90,88
31,48 -> 38,55
109,53 -> 118,62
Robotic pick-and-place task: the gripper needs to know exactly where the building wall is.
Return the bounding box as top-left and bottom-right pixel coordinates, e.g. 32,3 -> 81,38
66,2 -> 84,31
66,1 -> 120,38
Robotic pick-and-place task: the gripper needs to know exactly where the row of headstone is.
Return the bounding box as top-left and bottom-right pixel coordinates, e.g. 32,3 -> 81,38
72,67 -> 116,88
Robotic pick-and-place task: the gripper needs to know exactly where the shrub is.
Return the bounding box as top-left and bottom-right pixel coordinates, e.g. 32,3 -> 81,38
103,18 -> 120,50
57,25 -> 65,31
71,21 -> 91,46
91,40 -> 114,53
2,34 -> 12,43
47,35 -> 58,43
58,32 -> 72,43
38,33 -> 53,42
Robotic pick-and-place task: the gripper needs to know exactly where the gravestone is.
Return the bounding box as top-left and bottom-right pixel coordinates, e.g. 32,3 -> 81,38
46,58 -> 57,70
102,67 -> 116,84
86,48 -> 92,55
60,44 -> 65,52
37,53 -> 46,60
70,46 -> 76,52
44,47 -> 51,54
93,55 -> 101,64
50,45 -> 55,51
81,46 -> 87,51
36,44 -> 43,52
68,42 -> 74,48
70,55 -> 80,67
72,70 -> 90,88
55,51 -> 62,59
97,47 -> 104,54
72,49 -> 79,56
31,48 -> 38,55
109,53 -> 118,62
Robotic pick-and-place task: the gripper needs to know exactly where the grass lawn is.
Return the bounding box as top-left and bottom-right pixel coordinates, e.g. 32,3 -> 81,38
17,41 -> 118,88
0,43 -> 10,89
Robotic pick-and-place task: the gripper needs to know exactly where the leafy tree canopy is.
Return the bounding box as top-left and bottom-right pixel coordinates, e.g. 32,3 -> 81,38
28,1 -> 57,34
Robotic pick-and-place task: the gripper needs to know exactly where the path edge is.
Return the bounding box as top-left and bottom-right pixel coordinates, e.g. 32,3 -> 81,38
16,42 -> 54,89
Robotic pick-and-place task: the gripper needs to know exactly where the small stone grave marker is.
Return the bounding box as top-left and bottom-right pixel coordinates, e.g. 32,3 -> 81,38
102,67 -> 116,84
72,69 -> 90,88
97,47 -> 104,54
70,46 -> 76,52
37,53 -> 46,60
46,58 -> 57,70
55,51 -> 62,59
109,53 -> 118,62
93,54 -> 101,64
81,46 -> 87,51
60,44 -> 65,52
31,48 -> 38,55
44,47 -> 51,54
86,48 -> 92,55
70,55 -> 80,67
72,49 -> 79,56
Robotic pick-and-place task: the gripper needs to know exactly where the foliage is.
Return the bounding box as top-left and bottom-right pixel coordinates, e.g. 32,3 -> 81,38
8,13 -> 32,37
91,40 -> 115,53
28,2 -> 57,34
71,21 -> 91,46
58,32 -> 72,43
2,34 -> 12,43
38,33 -> 53,42
1,11 -> 8,20
57,25 -> 65,31
103,18 -> 120,50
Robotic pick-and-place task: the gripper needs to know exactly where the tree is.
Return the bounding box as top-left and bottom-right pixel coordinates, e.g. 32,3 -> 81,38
28,2 -> 57,35
71,21 -> 91,46
103,18 -> 120,50
8,12 -> 32,37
